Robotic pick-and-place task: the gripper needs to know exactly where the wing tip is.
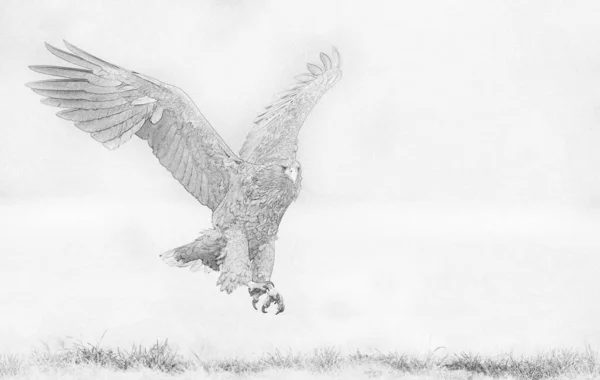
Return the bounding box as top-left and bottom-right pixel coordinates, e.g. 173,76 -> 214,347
303,47 -> 342,77
44,41 -> 76,59
55,109 -> 72,120
331,46 -> 341,68
306,62 -> 324,76
99,137 -> 121,151
319,52 -> 332,70
43,41 -> 57,52
62,39 -> 77,53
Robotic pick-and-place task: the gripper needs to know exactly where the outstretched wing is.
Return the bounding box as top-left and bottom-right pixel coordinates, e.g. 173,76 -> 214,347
240,48 -> 342,164
27,41 -> 241,211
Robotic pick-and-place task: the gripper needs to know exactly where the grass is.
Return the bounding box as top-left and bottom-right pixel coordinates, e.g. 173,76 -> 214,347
30,335 -> 192,374
1,338 -> 599,379
0,354 -> 22,378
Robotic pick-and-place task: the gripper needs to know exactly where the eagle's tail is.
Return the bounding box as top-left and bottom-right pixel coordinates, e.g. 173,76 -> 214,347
160,229 -> 226,272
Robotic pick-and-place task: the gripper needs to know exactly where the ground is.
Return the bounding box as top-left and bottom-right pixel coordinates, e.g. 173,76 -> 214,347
1,340 -> 599,379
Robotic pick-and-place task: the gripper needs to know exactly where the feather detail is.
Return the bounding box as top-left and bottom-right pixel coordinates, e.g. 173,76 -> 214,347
320,53 -> 332,70
26,79 -> 134,94
57,104 -> 133,122
241,48 -> 342,164
131,96 -> 157,105
31,88 -> 136,101
150,106 -> 164,124
74,106 -> 145,132
306,63 -> 323,75
44,42 -> 102,72
28,40 -> 241,211
102,119 -> 146,150
29,65 -> 122,87
90,110 -> 147,142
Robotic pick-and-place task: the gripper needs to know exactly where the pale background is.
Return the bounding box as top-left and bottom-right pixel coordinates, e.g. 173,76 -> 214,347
1,0 -> 600,357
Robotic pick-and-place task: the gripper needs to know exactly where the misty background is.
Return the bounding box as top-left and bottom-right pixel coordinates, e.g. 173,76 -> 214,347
1,0 -> 600,357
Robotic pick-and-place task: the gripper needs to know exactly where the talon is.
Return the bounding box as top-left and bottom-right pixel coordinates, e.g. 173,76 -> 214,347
248,287 -> 262,297
248,281 -> 285,315
275,294 -> 285,315
262,296 -> 272,313
248,281 -> 267,310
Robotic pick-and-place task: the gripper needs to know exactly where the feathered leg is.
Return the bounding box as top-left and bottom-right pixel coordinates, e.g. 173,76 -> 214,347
216,228 -> 251,294
248,239 -> 285,314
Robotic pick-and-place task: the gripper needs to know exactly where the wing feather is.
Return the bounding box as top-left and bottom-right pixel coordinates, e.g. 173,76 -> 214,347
44,42 -> 103,71
57,104 -> 133,122
240,48 -> 342,164
171,141 -> 185,174
163,134 -> 183,168
182,155 -> 194,185
28,41 -> 240,210
157,123 -> 178,160
103,119 -> 146,150
174,150 -> 188,179
31,88 -> 136,101
200,172 -> 209,203
26,79 -> 134,94
41,97 -> 129,109
188,167 -> 198,194
90,110 -> 147,143
29,65 -> 122,86
74,107 -> 147,132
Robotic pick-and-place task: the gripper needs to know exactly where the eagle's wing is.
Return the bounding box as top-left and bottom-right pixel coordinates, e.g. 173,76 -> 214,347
239,49 -> 342,164
27,41 -> 241,211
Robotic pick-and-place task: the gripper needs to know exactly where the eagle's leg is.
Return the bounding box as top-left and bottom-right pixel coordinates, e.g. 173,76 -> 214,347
248,239 -> 285,315
216,228 -> 252,294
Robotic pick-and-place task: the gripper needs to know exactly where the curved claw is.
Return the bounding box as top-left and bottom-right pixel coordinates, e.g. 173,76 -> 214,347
263,291 -> 285,315
275,294 -> 285,315
248,281 -> 285,315
261,296 -> 272,313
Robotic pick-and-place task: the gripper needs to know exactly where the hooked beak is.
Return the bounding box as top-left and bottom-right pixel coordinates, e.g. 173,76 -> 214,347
285,168 -> 298,183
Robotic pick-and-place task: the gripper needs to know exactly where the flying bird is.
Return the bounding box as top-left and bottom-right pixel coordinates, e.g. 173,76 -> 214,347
27,41 -> 342,315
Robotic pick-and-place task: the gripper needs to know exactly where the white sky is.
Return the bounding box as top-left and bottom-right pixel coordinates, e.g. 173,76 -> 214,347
1,0 -> 600,357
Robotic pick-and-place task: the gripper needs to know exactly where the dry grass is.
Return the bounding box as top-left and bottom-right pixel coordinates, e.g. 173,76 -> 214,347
1,339 -> 599,379
30,336 -> 191,374
0,354 -> 22,378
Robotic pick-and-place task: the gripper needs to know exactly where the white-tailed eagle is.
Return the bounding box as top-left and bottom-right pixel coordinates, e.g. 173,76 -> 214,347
27,41 -> 342,314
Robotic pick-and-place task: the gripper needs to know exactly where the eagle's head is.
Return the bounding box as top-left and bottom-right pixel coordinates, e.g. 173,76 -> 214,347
283,162 -> 301,183
281,160 -> 301,183
282,161 -> 302,199
253,160 -> 302,199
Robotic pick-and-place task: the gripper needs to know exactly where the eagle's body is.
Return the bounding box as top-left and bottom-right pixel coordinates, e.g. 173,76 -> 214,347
214,162 -> 300,242
27,41 -> 341,314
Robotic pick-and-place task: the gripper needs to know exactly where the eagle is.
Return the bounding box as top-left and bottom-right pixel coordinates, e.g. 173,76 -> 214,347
27,41 -> 342,315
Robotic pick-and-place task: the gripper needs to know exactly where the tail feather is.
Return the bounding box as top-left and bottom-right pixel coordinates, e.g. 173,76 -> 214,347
160,229 -> 226,272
